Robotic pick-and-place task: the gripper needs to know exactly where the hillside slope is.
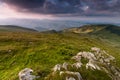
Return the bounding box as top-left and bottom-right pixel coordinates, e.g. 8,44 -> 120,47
63,24 -> 120,34
0,30 -> 120,80
63,24 -> 120,48
0,25 -> 37,32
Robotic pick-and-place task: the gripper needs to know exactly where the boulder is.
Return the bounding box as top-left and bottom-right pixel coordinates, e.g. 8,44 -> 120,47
18,68 -> 38,80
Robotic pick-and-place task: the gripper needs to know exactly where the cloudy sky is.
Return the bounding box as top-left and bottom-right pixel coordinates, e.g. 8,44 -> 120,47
0,0 -> 120,29
0,0 -> 120,19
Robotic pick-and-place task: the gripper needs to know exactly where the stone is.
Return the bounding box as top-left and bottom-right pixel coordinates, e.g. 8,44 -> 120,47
62,62 -> 69,70
18,68 -> 38,80
71,55 -> 81,62
72,62 -> 82,69
77,52 -> 96,60
60,71 -> 83,80
53,64 -> 62,72
86,60 -> 100,70
66,77 -> 76,80
91,47 -> 100,53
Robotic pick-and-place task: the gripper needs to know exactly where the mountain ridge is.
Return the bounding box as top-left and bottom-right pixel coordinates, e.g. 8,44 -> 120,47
0,25 -> 37,32
63,24 -> 120,48
63,24 -> 120,35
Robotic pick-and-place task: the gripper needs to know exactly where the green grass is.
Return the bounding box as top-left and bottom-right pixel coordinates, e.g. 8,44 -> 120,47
0,31 -> 119,80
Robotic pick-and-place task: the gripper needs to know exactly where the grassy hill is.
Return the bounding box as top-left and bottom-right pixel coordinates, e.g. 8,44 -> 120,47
63,24 -> 120,34
0,25 -> 120,80
0,25 -> 37,32
64,24 -> 120,48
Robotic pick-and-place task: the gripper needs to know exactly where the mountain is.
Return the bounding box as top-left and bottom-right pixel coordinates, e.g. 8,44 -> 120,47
63,24 -> 120,34
0,25 -> 37,32
63,24 -> 120,48
0,24 -> 120,80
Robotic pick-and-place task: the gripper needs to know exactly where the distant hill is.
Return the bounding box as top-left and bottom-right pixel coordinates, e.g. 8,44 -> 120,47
63,24 -> 120,34
41,30 -> 58,33
0,25 -> 37,32
35,27 -> 48,31
63,24 -> 120,48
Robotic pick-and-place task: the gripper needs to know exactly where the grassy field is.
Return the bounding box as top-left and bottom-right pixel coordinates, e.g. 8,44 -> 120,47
0,31 -> 120,80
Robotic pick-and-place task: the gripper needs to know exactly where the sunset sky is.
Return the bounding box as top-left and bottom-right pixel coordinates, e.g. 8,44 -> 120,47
0,0 -> 120,25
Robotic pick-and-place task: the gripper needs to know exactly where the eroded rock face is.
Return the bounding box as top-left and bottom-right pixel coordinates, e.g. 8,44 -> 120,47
18,68 -> 39,80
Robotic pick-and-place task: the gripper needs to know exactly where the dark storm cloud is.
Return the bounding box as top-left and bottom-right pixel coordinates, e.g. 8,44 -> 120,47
2,0 -> 120,16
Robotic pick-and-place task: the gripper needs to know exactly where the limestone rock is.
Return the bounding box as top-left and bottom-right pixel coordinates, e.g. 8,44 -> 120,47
72,62 -> 82,69
62,62 -> 69,70
60,71 -> 83,80
91,47 -> 100,53
66,77 -> 76,80
53,64 -> 62,72
86,60 -> 100,70
18,68 -> 38,80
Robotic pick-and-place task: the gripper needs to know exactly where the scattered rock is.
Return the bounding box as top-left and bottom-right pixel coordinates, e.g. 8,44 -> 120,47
18,68 -> 39,80
21,47 -> 120,80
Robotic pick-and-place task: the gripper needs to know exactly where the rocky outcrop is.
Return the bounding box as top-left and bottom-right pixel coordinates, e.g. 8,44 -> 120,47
20,47 -> 120,80
18,68 -> 39,80
71,47 -> 120,80
72,51 -> 100,70
47,47 -> 120,80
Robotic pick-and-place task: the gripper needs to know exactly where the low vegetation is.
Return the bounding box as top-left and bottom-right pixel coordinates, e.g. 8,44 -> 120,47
0,24 -> 120,80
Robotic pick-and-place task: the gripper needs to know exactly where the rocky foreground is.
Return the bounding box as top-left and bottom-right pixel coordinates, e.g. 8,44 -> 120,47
19,47 -> 120,80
